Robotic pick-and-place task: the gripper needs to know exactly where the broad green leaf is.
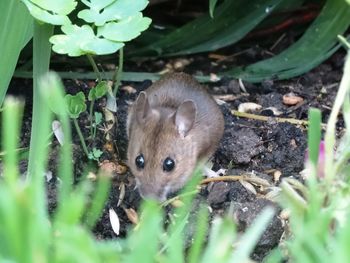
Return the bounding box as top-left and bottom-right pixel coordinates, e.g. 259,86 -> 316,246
224,0 -> 350,82
21,0 -> 71,25
81,38 -> 124,55
78,0 -> 149,26
98,13 -> 152,42
50,24 -> 123,56
130,0 -> 282,57
0,1 -> 33,106
29,0 -> 77,15
88,81 -> 108,101
80,0 -> 115,11
65,92 -> 87,118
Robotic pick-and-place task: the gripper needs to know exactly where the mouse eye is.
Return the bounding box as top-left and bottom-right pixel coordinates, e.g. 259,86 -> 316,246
163,157 -> 175,172
135,154 -> 145,169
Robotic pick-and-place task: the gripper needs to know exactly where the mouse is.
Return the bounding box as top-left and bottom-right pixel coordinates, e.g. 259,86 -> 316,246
127,73 -> 224,201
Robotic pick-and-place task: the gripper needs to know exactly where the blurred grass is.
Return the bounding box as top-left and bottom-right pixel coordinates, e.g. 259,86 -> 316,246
0,1 -> 32,105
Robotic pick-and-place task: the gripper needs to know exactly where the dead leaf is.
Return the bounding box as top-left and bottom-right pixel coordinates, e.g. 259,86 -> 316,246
238,102 -> 262,113
283,92 -> 303,106
52,120 -> 64,145
117,183 -> 125,207
213,94 -> 237,102
239,179 -> 257,195
123,207 -> 139,225
121,85 -> 137,94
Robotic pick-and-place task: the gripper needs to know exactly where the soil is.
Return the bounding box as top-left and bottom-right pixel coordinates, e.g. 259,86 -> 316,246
5,3 -> 347,261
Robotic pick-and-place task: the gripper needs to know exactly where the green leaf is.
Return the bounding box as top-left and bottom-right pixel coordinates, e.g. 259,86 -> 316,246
209,0 -> 218,18
81,0 -> 115,11
308,109 -> 322,168
94,112 -> 103,125
81,38 -> 124,56
88,81 -> 109,101
230,207 -> 275,262
88,148 -> 103,160
0,1 -> 33,106
29,0 -> 77,15
50,24 -> 123,56
65,92 -> 87,118
98,13 -> 152,42
224,0 -> 350,82
129,0 -> 282,56
78,0 -> 149,26
21,0 -> 72,25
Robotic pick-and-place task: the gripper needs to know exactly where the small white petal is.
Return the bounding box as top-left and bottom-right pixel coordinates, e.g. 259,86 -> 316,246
109,208 -> 120,235
52,120 -> 64,145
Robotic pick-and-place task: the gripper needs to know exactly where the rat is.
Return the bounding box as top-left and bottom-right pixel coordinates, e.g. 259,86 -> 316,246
127,73 -> 224,201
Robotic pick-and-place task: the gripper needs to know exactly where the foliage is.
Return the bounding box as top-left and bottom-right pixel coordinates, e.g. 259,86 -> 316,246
0,1 -> 33,105
0,72 -> 114,262
65,92 -> 87,119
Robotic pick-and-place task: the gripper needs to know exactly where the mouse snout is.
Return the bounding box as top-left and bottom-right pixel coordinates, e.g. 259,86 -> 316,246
137,181 -> 169,202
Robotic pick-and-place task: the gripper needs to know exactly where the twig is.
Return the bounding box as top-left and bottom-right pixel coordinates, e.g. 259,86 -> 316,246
231,110 -> 327,129
201,175 -> 271,187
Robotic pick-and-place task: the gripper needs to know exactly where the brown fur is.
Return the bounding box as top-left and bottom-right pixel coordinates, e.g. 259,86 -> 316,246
127,73 -> 224,201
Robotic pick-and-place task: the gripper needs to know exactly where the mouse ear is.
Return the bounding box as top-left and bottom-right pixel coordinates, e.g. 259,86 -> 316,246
174,100 -> 196,138
135,91 -> 151,124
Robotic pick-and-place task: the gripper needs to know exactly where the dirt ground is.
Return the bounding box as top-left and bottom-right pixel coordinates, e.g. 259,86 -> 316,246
7,45 -> 346,261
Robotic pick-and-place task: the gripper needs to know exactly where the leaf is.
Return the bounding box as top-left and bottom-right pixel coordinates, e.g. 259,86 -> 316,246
98,13 -> 152,42
94,112 -> 103,125
21,0 -> 72,25
65,92 -> 87,118
88,148 -> 103,160
88,81 -> 109,101
129,0 -> 282,56
209,0 -> 218,18
224,0 -> 350,82
81,0 -> 115,11
0,1 -> 33,106
78,0 -> 149,26
50,24 -> 123,56
29,0 -> 77,15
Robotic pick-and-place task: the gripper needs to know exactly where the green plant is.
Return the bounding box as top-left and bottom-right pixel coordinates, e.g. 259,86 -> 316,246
263,47 -> 350,262
0,72 -> 114,262
14,0 -> 151,165
63,89 -> 105,160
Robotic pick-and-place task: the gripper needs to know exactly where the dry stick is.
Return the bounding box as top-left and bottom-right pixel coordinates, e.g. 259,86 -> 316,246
201,175 -> 271,187
231,110 -> 327,129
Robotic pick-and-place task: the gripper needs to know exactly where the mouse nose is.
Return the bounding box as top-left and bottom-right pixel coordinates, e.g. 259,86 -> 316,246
138,183 -> 167,202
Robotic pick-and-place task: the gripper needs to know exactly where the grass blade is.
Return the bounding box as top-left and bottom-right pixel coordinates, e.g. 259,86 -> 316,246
229,207 -> 275,263
0,1 -> 33,105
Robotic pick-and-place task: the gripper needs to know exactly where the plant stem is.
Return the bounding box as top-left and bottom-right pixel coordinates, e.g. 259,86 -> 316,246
113,47 -> 124,96
324,53 -> 350,183
86,54 -> 102,82
86,54 -> 101,139
89,98 -> 95,138
73,118 -> 89,157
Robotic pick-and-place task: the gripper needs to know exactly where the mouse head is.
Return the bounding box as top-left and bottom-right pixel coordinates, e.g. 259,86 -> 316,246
127,91 -> 198,201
